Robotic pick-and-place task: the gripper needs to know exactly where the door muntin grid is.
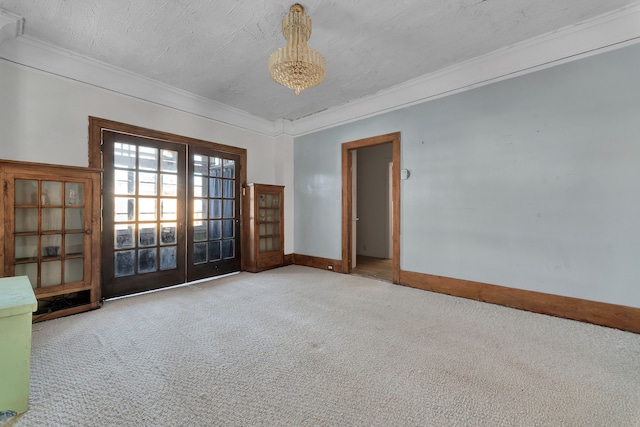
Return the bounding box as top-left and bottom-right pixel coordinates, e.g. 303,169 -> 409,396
113,143 -> 179,277
192,155 -> 237,265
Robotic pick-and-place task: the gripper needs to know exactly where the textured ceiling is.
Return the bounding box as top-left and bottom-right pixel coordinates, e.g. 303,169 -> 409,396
0,0 -> 637,121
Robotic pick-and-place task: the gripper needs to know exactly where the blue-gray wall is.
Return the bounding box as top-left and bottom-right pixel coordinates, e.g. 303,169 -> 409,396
294,43 -> 640,308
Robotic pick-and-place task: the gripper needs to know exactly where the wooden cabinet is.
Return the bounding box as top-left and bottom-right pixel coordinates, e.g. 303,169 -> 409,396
242,184 -> 284,272
0,160 -> 101,322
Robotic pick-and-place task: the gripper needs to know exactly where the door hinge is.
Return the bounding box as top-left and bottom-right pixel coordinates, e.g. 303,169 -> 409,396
3,181 -> 7,193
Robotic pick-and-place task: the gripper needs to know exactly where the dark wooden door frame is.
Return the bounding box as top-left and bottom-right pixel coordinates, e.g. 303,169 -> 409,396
341,132 -> 401,283
88,117 -> 248,289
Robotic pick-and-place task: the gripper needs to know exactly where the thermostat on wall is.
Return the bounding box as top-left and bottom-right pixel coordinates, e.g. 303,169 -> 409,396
401,169 -> 410,180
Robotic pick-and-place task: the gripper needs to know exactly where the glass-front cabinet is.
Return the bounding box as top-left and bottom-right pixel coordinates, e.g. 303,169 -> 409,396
242,183 -> 284,272
1,160 -> 101,322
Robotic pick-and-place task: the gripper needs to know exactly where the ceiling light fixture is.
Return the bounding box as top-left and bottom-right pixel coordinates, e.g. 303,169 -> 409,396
268,3 -> 325,95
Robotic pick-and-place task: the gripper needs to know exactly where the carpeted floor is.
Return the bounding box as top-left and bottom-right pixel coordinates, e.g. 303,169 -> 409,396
6,265 -> 640,426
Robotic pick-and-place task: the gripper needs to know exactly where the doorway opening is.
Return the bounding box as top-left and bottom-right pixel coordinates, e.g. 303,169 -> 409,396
341,132 -> 400,283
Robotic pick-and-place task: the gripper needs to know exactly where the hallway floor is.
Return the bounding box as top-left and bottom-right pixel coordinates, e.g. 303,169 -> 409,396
352,255 -> 393,282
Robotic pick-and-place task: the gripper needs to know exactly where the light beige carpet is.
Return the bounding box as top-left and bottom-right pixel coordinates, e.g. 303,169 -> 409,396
6,265 -> 640,426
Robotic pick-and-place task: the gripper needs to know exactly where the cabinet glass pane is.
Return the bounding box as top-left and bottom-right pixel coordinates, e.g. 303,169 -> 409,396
273,237 -> 281,251
258,194 -> 266,208
65,182 -> 84,206
115,250 -> 135,277
42,261 -> 62,287
161,174 -> 177,196
139,146 -> 158,171
160,246 -> 177,270
273,195 -> 279,207
114,143 -> 137,169
115,197 -> 135,221
15,263 -> 37,288
139,172 -> 158,196
138,198 -> 157,221
259,238 -> 266,252
115,170 -> 136,195
139,225 -> 157,247
265,194 -> 273,208
259,223 -> 266,237
42,208 -> 63,231
65,208 -> 84,230
160,223 -> 177,245
42,235 -> 62,257
42,181 -> 62,206
64,259 -> 84,283
65,234 -> 84,256
115,224 -> 135,249
15,208 -> 38,232
15,236 -> 38,261
161,149 -> 178,172
15,180 -> 37,205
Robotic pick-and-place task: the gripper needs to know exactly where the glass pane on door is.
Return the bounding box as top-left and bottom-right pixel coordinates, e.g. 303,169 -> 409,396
111,143 -> 179,278
101,130 -> 241,297
101,132 -> 186,298
188,152 -> 241,281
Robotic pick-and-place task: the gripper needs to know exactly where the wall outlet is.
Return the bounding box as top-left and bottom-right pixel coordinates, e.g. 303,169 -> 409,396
327,265 -> 333,270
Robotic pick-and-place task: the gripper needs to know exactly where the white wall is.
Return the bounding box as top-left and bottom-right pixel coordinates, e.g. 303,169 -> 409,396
294,43 -> 640,308
356,144 -> 393,259
0,60 -> 295,254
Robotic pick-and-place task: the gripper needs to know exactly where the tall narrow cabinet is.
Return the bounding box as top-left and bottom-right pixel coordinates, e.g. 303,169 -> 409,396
0,160 -> 101,322
242,184 -> 284,272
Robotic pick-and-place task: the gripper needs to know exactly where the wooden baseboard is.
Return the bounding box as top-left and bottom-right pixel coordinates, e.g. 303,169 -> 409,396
400,270 -> 640,334
283,254 -> 294,266
293,253 -> 343,273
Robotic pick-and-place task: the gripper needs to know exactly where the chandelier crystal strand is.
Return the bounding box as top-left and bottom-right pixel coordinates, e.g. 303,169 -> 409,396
269,4 -> 325,95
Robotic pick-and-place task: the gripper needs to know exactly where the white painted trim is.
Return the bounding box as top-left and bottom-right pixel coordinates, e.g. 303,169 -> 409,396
0,9 -> 23,46
1,4 -> 640,138
0,35 -> 279,137
290,3 -> 640,136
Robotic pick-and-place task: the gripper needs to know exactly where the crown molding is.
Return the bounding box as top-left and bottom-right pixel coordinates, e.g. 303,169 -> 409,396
0,33 -> 279,137
0,9 -> 23,46
289,2 -> 640,137
1,4 -> 640,138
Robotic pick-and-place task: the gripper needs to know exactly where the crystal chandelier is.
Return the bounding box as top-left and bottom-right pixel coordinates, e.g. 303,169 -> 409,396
268,4 -> 326,95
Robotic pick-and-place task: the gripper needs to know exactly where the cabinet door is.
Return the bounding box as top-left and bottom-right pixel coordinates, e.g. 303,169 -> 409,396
8,174 -> 93,294
257,190 -> 282,254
